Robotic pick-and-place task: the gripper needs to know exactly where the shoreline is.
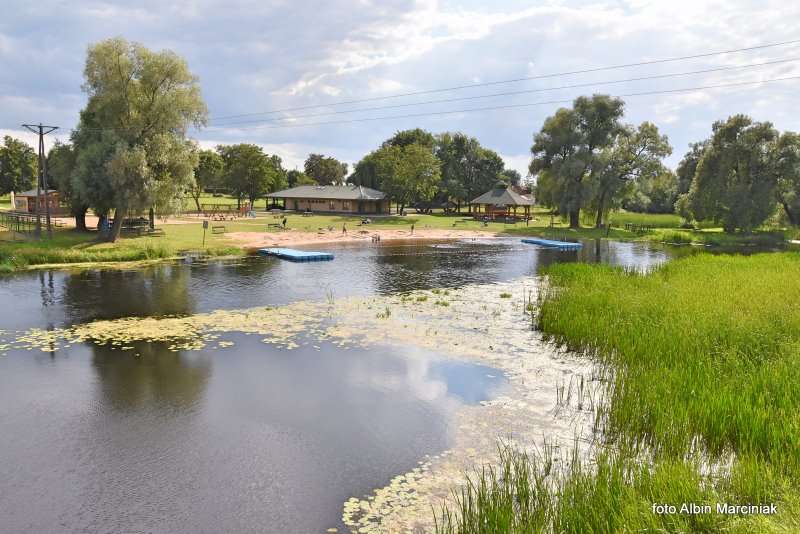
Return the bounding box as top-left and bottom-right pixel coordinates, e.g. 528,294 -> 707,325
225,227 -> 503,249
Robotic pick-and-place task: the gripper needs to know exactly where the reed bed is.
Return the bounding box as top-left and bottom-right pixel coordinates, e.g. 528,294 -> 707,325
436,252 -> 800,532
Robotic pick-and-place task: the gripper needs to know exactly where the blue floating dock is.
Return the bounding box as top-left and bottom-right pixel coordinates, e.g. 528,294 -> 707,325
521,237 -> 582,249
258,248 -> 334,262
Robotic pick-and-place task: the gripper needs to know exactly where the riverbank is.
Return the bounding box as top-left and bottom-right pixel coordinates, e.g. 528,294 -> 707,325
438,252 -> 800,532
0,209 -> 793,272
225,227 -> 500,249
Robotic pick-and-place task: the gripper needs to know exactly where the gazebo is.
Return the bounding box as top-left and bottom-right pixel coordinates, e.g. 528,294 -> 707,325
471,186 -> 534,220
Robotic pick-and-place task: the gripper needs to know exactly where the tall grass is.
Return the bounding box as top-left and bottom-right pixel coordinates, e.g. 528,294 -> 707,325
646,229 -> 787,247
436,252 -> 800,532
435,444 -> 731,533
539,253 -> 800,465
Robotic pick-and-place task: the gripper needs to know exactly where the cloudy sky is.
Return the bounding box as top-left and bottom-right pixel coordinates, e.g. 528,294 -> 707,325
2,0 -> 799,176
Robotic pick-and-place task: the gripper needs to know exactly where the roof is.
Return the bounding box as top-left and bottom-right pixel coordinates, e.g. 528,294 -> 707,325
267,184 -> 386,201
471,187 -> 534,206
15,189 -> 58,197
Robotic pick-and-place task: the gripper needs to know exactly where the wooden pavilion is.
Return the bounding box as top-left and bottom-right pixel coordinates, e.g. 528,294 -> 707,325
471,186 -> 534,220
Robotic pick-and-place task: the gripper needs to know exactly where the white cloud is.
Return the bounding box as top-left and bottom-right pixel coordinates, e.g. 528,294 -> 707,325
367,77 -> 405,94
499,153 -> 531,178
280,1 -> 550,95
3,0 -> 800,177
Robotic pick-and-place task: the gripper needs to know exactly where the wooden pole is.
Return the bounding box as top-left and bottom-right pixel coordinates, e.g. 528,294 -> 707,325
21,123 -> 58,239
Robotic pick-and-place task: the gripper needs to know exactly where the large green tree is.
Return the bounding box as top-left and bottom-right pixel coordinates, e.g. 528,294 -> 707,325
348,152 -> 382,190
590,121 -> 672,227
219,144 -> 285,208
304,154 -> 348,185
685,115 -> 779,232
624,170 -> 679,214
774,132 -> 800,226
46,141 -> 91,230
382,128 -> 437,150
530,95 -> 625,228
0,136 -> 37,196
436,132 -> 504,210
676,141 -> 707,196
74,37 -> 207,241
286,169 -> 316,188
373,143 -> 440,213
190,149 -> 224,211
351,129 -> 510,212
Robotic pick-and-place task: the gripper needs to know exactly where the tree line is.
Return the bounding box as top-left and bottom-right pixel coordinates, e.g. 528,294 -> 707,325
3,38 -> 799,238
348,128 -> 523,214
529,94 -> 800,231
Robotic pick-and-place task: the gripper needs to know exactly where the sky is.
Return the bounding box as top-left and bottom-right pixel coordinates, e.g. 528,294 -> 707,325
2,0 -> 800,178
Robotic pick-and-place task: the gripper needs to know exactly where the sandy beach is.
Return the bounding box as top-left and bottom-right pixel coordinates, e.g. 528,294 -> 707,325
225,227 -> 500,249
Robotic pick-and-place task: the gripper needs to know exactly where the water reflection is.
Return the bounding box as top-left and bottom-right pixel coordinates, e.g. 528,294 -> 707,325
90,341 -> 211,410
62,264 -> 196,323
0,334 -> 504,533
0,238 -> 672,331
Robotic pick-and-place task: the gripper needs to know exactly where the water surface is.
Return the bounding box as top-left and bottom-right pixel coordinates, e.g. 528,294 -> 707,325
0,237 -> 671,532
0,238 -> 670,330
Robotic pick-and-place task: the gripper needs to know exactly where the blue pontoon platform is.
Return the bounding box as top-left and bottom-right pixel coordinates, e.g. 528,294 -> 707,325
521,237 -> 582,249
258,248 -> 334,262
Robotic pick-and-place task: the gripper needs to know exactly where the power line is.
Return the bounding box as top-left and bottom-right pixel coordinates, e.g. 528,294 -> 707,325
64,58 -> 800,135
206,56 -> 800,128
21,123 -> 59,239
208,38 -> 800,121
206,75 -> 800,132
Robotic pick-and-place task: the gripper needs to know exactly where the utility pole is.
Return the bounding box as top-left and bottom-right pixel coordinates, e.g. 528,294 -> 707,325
22,123 -> 59,239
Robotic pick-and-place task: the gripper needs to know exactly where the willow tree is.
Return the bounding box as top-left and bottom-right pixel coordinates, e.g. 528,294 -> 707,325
685,115 -> 779,232
775,132 -> 800,226
75,37 -> 206,241
590,121 -> 672,227
530,95 -> 625,228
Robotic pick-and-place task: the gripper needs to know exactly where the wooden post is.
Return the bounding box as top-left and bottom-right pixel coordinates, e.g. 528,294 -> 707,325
22,123 -> 58,239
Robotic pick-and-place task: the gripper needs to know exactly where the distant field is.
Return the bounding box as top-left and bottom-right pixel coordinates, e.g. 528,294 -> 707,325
607,210 -> 682,228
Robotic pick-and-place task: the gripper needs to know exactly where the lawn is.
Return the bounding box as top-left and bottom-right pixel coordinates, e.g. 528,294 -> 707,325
0,224 -> 239,271
437,252 -> 800,532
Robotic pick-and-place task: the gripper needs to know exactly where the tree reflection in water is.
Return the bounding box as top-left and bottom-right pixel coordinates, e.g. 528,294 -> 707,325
91,341 -> 211,410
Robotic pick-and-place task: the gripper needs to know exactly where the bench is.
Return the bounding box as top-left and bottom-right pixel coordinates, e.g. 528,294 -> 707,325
301,211 -> 314,217
267,223 -> 282,229
211,225 -> 226,234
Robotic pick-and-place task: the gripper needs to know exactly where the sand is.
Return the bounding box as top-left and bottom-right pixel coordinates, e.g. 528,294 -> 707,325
224,227 -> 501,249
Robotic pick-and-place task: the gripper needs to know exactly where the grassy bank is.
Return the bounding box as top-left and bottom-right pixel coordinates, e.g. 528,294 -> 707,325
0,207 -> 792,272
0,226 -> 240,271
437,252 -> 800,532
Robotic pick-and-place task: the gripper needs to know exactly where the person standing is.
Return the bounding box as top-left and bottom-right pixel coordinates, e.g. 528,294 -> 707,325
342,223 -> 347,235
410,223 -> 415,235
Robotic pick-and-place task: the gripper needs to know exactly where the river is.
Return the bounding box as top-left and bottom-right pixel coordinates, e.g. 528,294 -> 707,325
0,238 -> 670,533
